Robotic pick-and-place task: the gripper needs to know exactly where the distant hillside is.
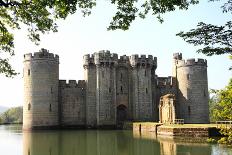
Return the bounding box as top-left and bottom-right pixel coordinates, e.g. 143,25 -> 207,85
0,106 -> 9,114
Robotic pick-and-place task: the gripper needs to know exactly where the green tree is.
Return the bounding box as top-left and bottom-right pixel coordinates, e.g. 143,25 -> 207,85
0,106 -> 23,123
209,89 -> 220,122
177,0 -> 232,57
0,0 -> 199,77
209,79 -> 232,145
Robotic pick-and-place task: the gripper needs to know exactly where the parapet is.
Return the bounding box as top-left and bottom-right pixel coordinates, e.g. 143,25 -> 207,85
94,50 -> 118,65
83,54 -> 95,67
176,58 -> 207,68
24,48 -> 59,62
129,54 -> 157,68
157,76 -> 173,87
59,80 -> 86,89
173,53 -> 182,60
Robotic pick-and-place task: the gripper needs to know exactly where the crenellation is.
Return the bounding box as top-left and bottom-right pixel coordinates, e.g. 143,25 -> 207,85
176,58 -> 207,68
173,53 -> 182,60
24,49 -> 59,62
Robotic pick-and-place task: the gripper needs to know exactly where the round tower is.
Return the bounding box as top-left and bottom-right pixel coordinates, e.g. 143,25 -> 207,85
23,48 -> 59,130
175,57 -> 209,123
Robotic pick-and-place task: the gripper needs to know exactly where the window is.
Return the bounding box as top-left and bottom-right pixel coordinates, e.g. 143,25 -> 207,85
203,89 -> 206,97
120,86 -> 123,93
145,70 -> 147,77
146,88 -> 148,94
109,87 -> 111,93
51,87 -> 53,94
28,69 -> 30,76
187,74 -> 190,80
188,106 -> 191,115
120,73 -> 123,80
102,70 -> 104,78
28,103 -> 31,111
49,104 -> 52,112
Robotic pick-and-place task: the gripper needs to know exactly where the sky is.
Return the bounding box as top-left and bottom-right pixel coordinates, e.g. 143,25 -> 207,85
0,0 -> 231,107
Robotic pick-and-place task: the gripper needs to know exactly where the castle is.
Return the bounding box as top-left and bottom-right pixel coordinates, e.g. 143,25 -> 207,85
23,48 -> 209,130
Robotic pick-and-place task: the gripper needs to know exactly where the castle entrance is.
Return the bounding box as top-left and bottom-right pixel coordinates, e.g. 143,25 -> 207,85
116,105 -> 127,127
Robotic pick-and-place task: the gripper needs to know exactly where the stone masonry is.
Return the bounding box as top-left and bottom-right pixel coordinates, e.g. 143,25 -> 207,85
23,49 -> 209,130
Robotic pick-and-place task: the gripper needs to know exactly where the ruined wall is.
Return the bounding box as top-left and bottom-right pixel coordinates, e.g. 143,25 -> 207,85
23,49 -> 59,130
174,55 -> 209,123
129,55 -> 157,121
59,80 -> 86,127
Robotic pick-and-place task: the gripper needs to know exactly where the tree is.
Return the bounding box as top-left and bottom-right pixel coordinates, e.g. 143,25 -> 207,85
0,106 -> 23,123
208,79 -> 232,145
177,0 -> 232,57
213,79 -> 232,121
0,0 -> 199,77
209,89 -> 220,122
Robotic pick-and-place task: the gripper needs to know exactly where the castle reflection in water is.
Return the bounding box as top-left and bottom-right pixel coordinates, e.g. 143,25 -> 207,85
23,130 -> 212,155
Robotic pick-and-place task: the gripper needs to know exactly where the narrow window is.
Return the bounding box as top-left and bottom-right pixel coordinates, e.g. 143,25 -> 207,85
203,89 -> 206,97
187,74 -> 190,80
146,88 -> 148,94
28,69 -> 30,76
102,70 -> 104,78
28,103 -> 31,111
49,104 -> 52,112
120,86 -> 123,93
145,70 -> 147,77
51,87 -> 53,94
109,87 -> 111,93
188,106 -> 191,115
120,73 -> 123,80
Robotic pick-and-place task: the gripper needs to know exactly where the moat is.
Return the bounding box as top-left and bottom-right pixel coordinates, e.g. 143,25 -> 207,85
0,125 -> 231,155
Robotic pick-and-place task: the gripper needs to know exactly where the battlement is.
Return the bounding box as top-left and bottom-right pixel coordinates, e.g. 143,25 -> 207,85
59,80 -> 86,89
94,50 -> 118,65
176,58 -> 207,67
173,53 -> 182,60
157,76 -> 173,87
24,48 -> 59,62
129,54 -> 157,68
83,54 -> 95,66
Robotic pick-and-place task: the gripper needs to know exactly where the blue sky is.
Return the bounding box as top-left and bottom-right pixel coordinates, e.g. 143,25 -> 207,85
0,0 -> 231,107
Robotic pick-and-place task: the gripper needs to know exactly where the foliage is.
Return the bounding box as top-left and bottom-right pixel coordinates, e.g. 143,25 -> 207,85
0,106 -> 23,124
212,79 -> 232,121
209,79 -> 232,146
206,137 -> 217,143
209,89 -> 220,122
218,127 -> 232,146
177,0 -> 232,57
0,0 -> 200,77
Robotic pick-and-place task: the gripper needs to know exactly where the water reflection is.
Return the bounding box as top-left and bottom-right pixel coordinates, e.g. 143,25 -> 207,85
21,128 -> 231,155
133,130 -> 212,155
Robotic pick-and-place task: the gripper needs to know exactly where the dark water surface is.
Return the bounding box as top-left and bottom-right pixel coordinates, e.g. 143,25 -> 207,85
0,125 -> 231,155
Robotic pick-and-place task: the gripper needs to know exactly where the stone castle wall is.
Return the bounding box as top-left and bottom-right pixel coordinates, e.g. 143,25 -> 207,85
59,80 -> 86,127
23,49 -> 209,130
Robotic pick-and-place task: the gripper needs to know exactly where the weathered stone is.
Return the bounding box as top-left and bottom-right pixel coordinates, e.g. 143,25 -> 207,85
23,49 -> 209,130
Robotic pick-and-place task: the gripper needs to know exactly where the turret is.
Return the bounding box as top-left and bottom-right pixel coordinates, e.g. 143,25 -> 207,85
129,54 -> 157,121
23,48 -> 59,130
174,54 -> 209,123
94,50 -> 118,127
